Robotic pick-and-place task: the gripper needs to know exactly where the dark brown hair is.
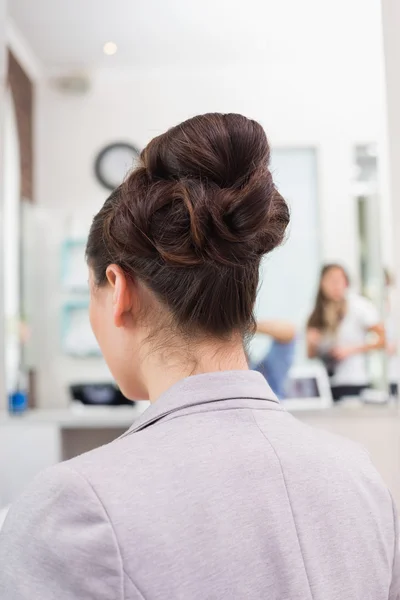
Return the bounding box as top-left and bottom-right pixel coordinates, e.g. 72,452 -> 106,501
307,264 -> 350,332
86,113 -> 289,338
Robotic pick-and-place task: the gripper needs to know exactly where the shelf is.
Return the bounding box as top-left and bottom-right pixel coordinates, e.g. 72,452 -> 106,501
61,301 -> 102,357
61,238 -> 88,292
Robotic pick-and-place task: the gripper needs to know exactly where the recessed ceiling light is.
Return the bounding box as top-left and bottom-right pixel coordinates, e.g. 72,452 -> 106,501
103,42 -> 118,56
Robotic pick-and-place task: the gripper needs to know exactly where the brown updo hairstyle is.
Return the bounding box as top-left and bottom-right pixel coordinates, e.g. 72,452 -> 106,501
86,113 -> 290,339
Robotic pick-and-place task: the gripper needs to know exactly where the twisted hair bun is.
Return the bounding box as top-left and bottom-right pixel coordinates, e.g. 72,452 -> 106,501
120,113 -> 289,267
87,113 -> 290,336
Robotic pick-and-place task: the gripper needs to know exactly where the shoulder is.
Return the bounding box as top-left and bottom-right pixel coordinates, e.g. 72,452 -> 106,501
347,292 -> 372,310
0,460 -> 115,545
0,461 -> 124,598
2,461 -> 93,523
61,428 -> 166,501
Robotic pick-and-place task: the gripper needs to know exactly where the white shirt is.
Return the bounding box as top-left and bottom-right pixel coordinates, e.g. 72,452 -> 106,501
324,293 -> 380,386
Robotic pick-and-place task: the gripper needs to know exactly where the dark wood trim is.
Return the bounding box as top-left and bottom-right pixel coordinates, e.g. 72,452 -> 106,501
6,49 -> 37,408
7,50 -> 34,202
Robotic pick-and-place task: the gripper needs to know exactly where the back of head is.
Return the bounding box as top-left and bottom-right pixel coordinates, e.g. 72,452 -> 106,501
87,113 -> 289,338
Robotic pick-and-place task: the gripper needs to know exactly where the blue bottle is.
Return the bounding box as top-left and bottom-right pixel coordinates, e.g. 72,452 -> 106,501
9,390 -> 27,414
8,369 -> 28,414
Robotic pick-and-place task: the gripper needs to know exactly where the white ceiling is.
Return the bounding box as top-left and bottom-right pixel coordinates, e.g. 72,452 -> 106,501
9,0 -> 383,71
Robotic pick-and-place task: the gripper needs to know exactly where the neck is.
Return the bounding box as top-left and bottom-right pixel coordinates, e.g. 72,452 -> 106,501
141,337 -> 249,402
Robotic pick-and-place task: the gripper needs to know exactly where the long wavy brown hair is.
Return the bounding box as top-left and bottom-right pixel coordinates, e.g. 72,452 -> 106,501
307,264 -> 349,334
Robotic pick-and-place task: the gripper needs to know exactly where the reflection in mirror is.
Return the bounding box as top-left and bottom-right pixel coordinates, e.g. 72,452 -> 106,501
253,148 -> 319,358
4,0 -> 391,411
305,263 -> 387,403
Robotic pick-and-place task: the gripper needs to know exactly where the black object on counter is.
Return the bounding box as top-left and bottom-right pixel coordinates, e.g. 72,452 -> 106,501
69,383 -> 134,406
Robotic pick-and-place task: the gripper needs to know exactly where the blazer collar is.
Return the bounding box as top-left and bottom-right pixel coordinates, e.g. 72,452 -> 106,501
123,370 -> 279,435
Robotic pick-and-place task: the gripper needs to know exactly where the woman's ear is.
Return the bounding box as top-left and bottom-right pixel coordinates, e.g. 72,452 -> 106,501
106,265 -> 135,327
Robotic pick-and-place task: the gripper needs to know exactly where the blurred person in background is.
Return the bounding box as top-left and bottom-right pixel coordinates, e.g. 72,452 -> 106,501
254,320 -> 296,398
307,264 -> 385,401
0,115 -> 398,599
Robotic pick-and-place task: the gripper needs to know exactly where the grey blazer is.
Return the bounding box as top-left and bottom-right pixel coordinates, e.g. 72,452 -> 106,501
0,371 -> 399,599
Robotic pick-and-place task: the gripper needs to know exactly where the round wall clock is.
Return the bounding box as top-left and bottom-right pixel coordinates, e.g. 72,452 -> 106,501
94,142 -> 140,191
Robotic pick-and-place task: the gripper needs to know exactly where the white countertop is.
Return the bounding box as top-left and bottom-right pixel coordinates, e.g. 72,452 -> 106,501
0,403 -> 150,428
0,399 -> 398,429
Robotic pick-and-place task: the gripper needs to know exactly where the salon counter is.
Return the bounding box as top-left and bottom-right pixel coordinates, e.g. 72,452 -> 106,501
1,402 -> 399,507
0,403 -> 149,428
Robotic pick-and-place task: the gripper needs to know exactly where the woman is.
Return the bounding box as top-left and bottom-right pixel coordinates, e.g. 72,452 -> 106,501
0,114 -> 398,599
307,264 -> 385,401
